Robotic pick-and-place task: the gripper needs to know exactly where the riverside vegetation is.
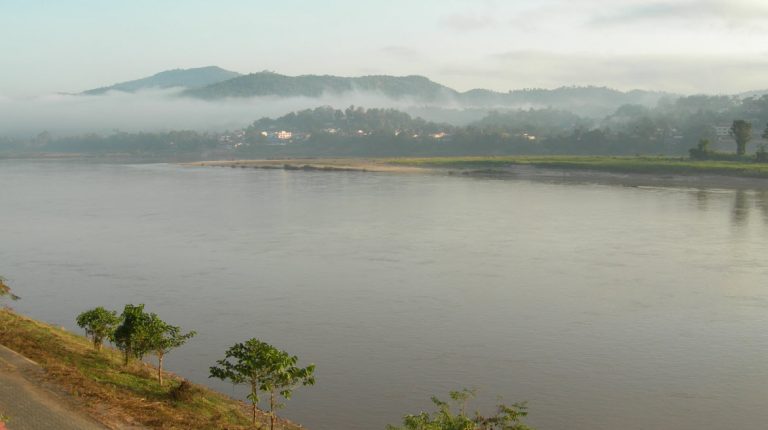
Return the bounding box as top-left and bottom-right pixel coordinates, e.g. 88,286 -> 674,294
5,96 -> 768,159
0,278 -> 535,430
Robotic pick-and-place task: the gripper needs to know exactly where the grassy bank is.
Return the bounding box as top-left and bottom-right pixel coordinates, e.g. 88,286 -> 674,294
0,309 -> 302,430
386,156 -> 768,178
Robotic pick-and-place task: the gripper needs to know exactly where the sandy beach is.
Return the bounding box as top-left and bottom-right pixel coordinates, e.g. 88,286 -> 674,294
186,158 -> 768,190
184,158 -> 431,174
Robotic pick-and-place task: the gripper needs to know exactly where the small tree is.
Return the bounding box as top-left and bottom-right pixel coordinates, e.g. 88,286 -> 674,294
689,138 -> 712,160
141,314 -> 196,385
76,307 -> 120,351
387,390 -> 534,430
209,339 -> 315,428
730,120 -> 752,156
0,277 -> 19,303
757,144 -> 768,163
113,304 -> 153,365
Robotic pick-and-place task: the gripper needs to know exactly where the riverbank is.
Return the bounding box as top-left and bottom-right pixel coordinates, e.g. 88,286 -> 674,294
186,158 -> 429,174
188,156 -> 768,188
388,156 -> 768,178
0,309 -> 302,430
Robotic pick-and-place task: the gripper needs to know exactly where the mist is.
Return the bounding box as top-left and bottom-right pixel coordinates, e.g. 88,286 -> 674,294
0,89 -> 466,138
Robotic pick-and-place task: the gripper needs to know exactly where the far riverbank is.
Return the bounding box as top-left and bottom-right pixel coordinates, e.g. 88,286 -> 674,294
187,156 -> 768,189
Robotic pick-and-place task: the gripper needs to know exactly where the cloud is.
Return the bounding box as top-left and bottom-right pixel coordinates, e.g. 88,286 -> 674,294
589,0 -> 768,26
439,13 -> 497,32
379,46 -> 421,59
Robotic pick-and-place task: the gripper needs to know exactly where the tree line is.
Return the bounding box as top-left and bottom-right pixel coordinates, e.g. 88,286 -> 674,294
4,93 -> 768,158
690,120 -> 768,161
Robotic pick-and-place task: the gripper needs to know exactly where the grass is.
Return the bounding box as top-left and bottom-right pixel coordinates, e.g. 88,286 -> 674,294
386,156 -> 768,178
0,309 -> 303,430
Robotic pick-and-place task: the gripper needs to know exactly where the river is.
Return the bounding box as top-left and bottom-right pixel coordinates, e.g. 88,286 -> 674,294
2,160 -> 768,430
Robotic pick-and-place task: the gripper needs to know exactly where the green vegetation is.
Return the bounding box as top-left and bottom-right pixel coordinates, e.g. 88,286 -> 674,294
110,304 -> 195,386
184,72 -> 454,101
731,120 -> 753,156
388,155 -> 768,178
1,278 -> 530,430
113,304 -> 153,365
248,105 -> 444,136
76,307 -> 120,351
82,66 -> 241,95
0,308 -> 301,429
142,314 -> 196,386
387,389 -> 534,430
210,339 -> 316,428
0,277 -> 19,303
4,92 -> 768,159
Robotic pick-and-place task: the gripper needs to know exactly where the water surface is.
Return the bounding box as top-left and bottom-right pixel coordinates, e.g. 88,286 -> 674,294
2,160 -> 768,430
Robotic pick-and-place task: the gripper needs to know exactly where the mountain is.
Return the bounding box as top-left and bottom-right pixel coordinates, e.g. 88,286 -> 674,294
82,66 -> 241,95
739,89 -> 768,98
80,67 -> 676,118
456,87 -> 672,117
182,71 -> 458,101
180,71 -> 670,117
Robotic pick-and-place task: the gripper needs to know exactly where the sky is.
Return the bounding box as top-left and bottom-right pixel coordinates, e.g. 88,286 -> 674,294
2,0 -> 768,97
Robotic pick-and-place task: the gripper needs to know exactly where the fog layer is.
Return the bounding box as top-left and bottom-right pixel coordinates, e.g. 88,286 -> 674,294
0,89 -> 454,137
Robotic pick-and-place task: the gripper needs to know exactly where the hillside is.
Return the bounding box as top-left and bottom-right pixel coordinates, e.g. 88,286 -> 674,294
182,71 -> 458,101
0,309 -> 302,430
77,67 -> 674,117
180,71 -> 670,117
82,66 -> 241,95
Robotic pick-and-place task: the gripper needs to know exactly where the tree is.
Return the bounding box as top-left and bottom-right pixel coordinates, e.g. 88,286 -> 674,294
0,277 -> 19,303
113,304 -> 153,365
387,389 -> 534,430
76,307 -> 120,351
730,120 -> 752,156
209,339 -> 315,428
141,314 -> 195,385
762,122 -> 768,141
689,138 -> 712,160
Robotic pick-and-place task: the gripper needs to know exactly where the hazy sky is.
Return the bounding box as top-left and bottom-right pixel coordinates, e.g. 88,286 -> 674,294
2,0 -> 768,96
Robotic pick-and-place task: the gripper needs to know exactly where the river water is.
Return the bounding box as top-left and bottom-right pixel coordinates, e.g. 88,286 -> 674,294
2,160 -> 768,430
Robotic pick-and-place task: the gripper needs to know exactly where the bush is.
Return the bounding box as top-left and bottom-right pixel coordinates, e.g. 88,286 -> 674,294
169,380 -> 198,402
756,145 -> 768,163
387,389 -> 534,430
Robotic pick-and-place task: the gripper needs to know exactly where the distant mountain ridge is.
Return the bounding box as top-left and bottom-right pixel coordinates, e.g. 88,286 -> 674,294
81,67 -> 677,117
179,71 -> 673,117
182,71 -> 458,101
82,66 -> 241,95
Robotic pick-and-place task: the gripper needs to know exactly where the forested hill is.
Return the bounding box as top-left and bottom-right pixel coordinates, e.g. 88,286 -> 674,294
82,66 -> 241,95
460,87 -> 669,112
182,72 -> 457,101
79,67 -> 671,116
181,71 -> 669,116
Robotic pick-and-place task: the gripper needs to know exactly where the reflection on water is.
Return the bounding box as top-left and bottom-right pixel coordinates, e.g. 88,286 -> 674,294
2,161 -> 768,430
756,190 -> 768,223
695,189 -> 710,211
732,190 -> 750,228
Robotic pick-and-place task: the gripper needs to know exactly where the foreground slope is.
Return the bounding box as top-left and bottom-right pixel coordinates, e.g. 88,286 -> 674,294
0,309 -> 302,430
